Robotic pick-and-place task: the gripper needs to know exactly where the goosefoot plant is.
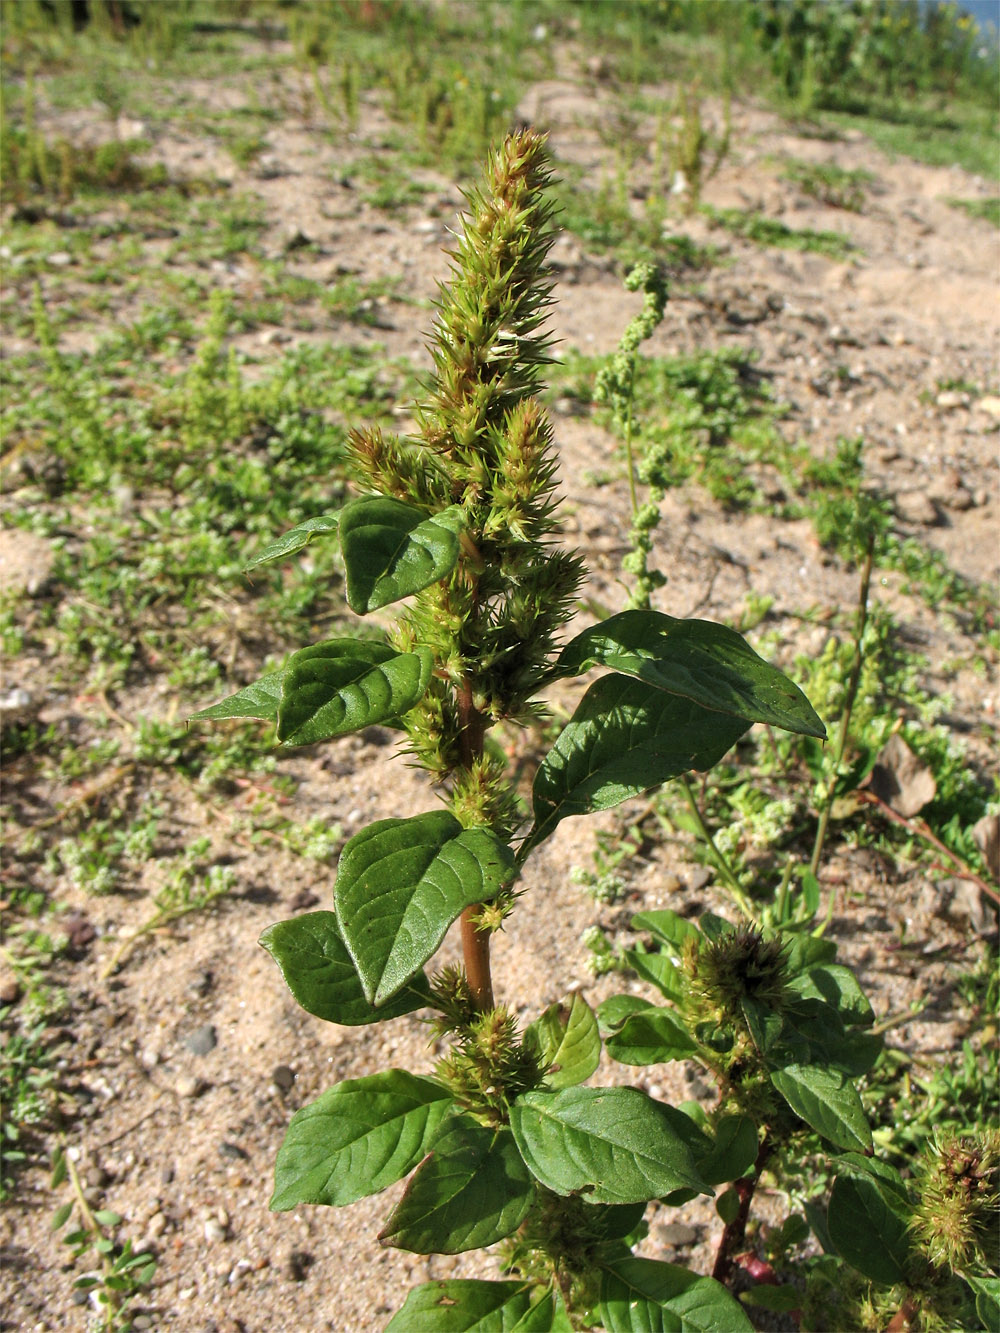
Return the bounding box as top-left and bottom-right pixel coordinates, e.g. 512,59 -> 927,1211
196,130 -> 830,1330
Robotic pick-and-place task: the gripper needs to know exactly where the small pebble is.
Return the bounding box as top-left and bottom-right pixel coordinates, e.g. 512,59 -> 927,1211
204,1218 -> 228,1243
272,1065 -> 295,1092
174,1074 -> 204,1099
147,1211 -> 167,1238
132,1318 -> 153,1331
183,1024 -> 217,1056
658,1222 -> 699,1246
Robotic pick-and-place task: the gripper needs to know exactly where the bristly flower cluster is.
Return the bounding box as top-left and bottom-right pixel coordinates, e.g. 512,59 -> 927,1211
350,130 -> 585,803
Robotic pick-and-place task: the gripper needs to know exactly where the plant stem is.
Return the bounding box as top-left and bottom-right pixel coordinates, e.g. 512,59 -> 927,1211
457,674 -> 494,1011
886,1296 -> 921,1332
711,1132 -> 773,1284
809,542 -> 874,881
679,774 -> 755,918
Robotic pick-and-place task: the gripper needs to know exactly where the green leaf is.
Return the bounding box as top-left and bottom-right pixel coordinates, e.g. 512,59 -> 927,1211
244,513 -> 340,571
509,1087 -> 707,1204
624,948 -> 686,1003
339,496 -> 464,613
558,610 -> 825,739
526,994 -> 601,1088
741,997 -> 791,1059
277,643 -> 432,744
782,933 -> 837,976
93,1210 -> 122,1227
51,1202 -> 73,1231
379,1118 -> 535,1254
529,676 -> 750,848
386,1281 -> 571,1333
828,1160 -> 914,1285
631,909 -> 701,955
270,1070 -> 453,1210
968,1274 -> 1000,1330
770,1064 -> 872,1153
597,995 -> 657,1038
605,1007 -> 698,1066
742,1285 -> 803,1313
260,912 -> 431,1025
335,811 -> 515,1005
191,667 -> 284,723
786,965 -> 875,1027
715,1187 -> 740,1224
599,1257 -> 755,1332
695,1115 -> 758,1187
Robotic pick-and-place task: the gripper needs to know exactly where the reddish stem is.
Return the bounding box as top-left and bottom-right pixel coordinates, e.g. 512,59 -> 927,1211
886,1296 -> 920,1332
711,1134 -> 773,1285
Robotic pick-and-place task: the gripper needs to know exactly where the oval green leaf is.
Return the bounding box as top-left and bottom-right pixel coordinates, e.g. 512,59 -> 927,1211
244,512 -> 340,572
277,644 -> 432,745
604,1007 -> 698,1066
526,994 -> 601,1088
335,811 -> 516,1005
271,1070 -> 453,1211
509,1086 -> 707,1204
339,495 -> 465,613
828,1164 -> 913,1286
558,610 -> 825,739
386,1280 -> 572,1333
259,912 -> 431,1025
599,1256 -> 755,1332
770,1064 -> 872,1153
379,1118 -> 535,1254
528,675 -> 750,850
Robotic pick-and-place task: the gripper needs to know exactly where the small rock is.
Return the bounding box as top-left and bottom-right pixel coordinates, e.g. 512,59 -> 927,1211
228,1258 -> 252,1287
0,529 -> 55,595
974,394 -> 1000,419
47,251 -> 72,267
935,389 -> 968,410
286,1249 -> 314,1282
0,975 -> 22,1006
139,1047 -> 161,1071
183,1024 -> 217,1056
685,866 -> 713,892
174,1074 -> 205,1099
188,969 -> 214,996
131,1317 -> 153,1331
204,1218 -> 228,1243
895,490 -> 939,526
147,1211 -> 167,1238
272,1065 -> 296,1093
658,1222 -> 699,1247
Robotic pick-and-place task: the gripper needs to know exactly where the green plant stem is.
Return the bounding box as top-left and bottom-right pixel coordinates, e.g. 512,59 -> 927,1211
457,674 -> 494,1011
679,774 -> 755,918
710,1132 -> 773,1284
809,542 -> 874,882
624,389 -> 639,518
62,1144 -> 120,1330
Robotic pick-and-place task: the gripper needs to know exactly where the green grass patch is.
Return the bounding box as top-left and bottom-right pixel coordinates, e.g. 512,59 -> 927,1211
702,205 -> 856,259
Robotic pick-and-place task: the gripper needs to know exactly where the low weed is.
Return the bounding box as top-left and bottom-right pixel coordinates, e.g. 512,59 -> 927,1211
702,204 -> 856,260
947,195 -> 1000,227
782,159 -> 875,212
